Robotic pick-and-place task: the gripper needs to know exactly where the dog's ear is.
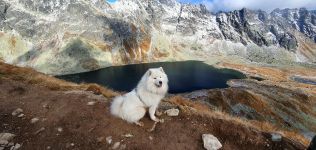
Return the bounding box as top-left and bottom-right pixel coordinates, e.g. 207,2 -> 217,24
159,67 -> 164,73
147,70 -> 152,76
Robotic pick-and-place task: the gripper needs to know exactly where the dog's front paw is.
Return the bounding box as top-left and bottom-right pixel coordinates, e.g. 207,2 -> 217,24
135,121 -> 144,127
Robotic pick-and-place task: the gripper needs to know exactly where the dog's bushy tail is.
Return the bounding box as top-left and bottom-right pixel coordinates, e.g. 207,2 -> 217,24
110,96 -> 124,117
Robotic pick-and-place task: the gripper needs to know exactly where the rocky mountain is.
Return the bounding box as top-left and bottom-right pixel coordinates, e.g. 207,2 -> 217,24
0,0 -> 315,75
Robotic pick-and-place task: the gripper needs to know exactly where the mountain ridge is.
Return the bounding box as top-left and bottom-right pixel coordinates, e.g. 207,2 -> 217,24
0,0 -> 315,75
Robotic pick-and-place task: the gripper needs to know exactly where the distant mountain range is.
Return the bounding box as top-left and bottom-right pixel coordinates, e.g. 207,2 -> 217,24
0,0 -> 315,75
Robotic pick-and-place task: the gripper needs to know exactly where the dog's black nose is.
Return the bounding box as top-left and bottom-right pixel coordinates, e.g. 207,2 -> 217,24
159,81 -> 162,85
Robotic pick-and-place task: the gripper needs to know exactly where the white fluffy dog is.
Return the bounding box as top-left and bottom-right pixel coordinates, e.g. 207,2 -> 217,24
110,67 -> 168,126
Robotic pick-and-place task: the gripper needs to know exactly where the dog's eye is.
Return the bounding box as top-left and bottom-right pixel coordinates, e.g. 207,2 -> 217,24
154,78 -> 157,79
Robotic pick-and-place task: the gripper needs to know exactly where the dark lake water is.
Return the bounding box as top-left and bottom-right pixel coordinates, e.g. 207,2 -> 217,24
57,61 -> 246,93
292,76 -> 316,85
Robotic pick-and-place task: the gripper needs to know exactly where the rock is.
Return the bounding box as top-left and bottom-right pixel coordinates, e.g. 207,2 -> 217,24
185,90 -> 208,99
87,101 -> 96,106
202,134 -> 222,150
106,136 -> 112,144
17,114 -> 25,118
165,108 -> 179,117
159,102 -> 177,111
0,147 -> 3,150
0,133 -> 15,142
0,0 -> 315,76
43,104 -> 49,109
0,140 -> 8,145
65,143 -> 75,148
122,134 -> 133,138
8,142 -> 14,146
12,108 -> 23,116
231,103 -> 262,120
30,118 -> 40,124
46,146 -> 51,149
57,127 -> 63,132
271,133 -> 282,142
112,142 -> 120,149
34,127 -> 45,135
0,3 -> 5,14
12,143 -> 21,150
149,136 -> 153,141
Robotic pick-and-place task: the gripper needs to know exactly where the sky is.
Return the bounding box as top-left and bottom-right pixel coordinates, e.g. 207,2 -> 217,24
107,0 -> 117,3
178,0 -> 316,12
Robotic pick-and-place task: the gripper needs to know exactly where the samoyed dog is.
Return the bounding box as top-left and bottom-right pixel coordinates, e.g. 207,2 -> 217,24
110,67 -> 168,126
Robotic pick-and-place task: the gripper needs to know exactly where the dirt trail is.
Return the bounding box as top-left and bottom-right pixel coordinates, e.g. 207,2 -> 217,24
0,77 -> 306,150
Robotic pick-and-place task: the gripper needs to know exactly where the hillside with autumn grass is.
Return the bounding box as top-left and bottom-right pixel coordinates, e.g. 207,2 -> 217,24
0,62 -> 314,149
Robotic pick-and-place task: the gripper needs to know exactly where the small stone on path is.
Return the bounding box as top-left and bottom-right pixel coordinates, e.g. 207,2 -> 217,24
106,136 -> 112,144
87,101 -> 96,106
12,108 -> 23,116
122,133 -> 133,138
165,108 -> 179,117
30,118 -> 40,124
202,134 -> 222,150
271,133 -> 282,142
112,142 -> 120,149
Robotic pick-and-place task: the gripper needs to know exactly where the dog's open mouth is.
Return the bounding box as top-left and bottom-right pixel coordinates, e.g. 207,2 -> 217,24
155,84 -> 162,88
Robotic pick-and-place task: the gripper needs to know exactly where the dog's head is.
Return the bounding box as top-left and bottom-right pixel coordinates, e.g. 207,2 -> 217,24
144,67 -> 168,94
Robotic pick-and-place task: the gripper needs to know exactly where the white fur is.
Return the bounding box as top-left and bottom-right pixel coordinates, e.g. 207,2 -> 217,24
110,67 -> 168,124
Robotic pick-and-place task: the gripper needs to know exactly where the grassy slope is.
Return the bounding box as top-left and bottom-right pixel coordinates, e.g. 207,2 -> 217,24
0,62 -> 310,149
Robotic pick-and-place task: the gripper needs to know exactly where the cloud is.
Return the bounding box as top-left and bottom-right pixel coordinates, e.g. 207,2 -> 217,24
197,0 -> 316,12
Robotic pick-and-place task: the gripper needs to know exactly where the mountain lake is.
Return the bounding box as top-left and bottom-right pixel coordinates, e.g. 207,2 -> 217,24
57,61 -> 246,93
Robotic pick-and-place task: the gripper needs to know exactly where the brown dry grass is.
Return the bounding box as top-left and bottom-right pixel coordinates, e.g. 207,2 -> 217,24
0,62 -> 309,146
166,96 -> 310,146
221,62 -> 316,82
153,48 -> 170,58
219,62 -> 316,95
219,62 -> 288,81
9,36 -> 17,48
0,62 -> 118,98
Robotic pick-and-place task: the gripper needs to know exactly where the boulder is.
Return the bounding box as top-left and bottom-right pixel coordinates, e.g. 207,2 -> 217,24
202,134 -> 222,150
165,108 -> 179,117
11,108 -> 23,116
0,133 -> 15,146
271,133 -> 282,142
0,133 -> 15,142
